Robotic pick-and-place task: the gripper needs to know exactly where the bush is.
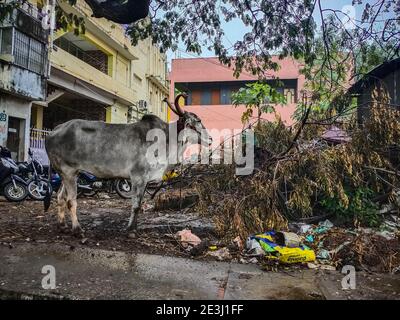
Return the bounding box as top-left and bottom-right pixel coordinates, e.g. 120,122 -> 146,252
196,101 -> 400,239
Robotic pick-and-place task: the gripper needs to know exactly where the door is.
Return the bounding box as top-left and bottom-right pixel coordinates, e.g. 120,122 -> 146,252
7,117 -> 22,160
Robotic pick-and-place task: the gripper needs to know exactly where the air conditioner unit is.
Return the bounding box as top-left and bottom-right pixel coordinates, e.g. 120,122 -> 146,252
138,100 -> 148,111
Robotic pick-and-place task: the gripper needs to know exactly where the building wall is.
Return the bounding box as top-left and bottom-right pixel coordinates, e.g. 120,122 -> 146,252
50,0 -> 169,123
357,67 -> 400,122
106,102 -> 129,124
178,79 -> 298,106
131,38 -> 169,122
0,5 -> 48,160
169,57 -> 305,131
170,57 -> 305,84
0,63 -> 46,101
0,94 -> 31,160
51,29 -> 136,109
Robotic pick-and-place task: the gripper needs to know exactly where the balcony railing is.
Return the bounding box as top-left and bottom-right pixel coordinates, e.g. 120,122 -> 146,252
54,37 -> 109,75
30,128 -> 51,150
19,2 -> 40,19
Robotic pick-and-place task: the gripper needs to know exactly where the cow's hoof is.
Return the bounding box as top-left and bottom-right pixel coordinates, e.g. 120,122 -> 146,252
128,232 -> 137,239
125,223 -> 137,232
57,223 -> 69,233
72,226 -> 85,238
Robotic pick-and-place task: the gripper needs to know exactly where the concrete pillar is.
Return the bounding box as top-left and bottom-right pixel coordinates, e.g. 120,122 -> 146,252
31,104 -> 44,129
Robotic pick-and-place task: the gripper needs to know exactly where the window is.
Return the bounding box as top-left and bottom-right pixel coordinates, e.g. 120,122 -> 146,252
13,30 -> 46,75
29,37 -> 45,74
201,90 -> 211,105
0,28 -> 13,55
220,88 -> 231,104
0,28 -> 47,75
276,87 -> 284,95
284,88 -> 296,104
187,92 -> 193,105
14,30 -> 30,68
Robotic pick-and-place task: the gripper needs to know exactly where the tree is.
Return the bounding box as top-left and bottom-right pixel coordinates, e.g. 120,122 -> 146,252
128,1 -> 399,80
231,82 -> 286,125
1,0 -> 399,108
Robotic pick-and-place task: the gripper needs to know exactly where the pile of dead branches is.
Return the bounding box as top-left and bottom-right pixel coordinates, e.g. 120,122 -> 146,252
196,102 -> 400,241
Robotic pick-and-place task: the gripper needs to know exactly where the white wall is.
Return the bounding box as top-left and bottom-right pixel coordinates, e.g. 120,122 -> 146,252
131,39 -> 169,121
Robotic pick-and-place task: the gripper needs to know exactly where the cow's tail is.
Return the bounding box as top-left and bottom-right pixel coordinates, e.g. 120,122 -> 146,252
44,164 -> 52,212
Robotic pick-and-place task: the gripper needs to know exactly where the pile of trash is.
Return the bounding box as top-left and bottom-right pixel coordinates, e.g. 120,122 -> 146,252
243,218 -> 400,273
246,231 -> 316,264
287,219 -> 400,273
174,216 -> 399,273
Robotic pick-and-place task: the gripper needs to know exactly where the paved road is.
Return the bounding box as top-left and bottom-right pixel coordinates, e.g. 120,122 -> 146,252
0,243 -> 399,300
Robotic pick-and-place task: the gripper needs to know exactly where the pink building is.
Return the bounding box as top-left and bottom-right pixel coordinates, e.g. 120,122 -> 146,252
169,57 -> 306,132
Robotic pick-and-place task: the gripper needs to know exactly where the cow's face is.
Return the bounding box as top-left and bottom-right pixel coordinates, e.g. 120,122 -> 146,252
182,112 -> 212,146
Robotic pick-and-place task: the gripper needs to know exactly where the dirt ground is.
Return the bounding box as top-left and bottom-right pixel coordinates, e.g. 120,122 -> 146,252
0,193 -> 215,258
1,191 -> 399,274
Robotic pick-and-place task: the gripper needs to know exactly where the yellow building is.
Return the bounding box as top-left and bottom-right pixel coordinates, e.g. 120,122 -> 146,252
31,0 -> 169,131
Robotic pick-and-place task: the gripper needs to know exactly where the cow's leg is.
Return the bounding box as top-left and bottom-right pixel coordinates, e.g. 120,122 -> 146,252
56,184 -> 68,231
127,176 -> 147,232
63,175 -> 84,237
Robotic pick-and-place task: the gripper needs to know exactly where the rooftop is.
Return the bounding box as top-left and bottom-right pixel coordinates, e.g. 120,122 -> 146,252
170,56 -> 304,83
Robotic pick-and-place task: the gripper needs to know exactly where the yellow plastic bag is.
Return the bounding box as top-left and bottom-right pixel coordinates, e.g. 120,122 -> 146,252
162,171 -> 179,181
253,231 -> 316,264
273,246 -> 316,264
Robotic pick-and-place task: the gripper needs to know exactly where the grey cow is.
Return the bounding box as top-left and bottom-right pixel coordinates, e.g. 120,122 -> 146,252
44,94 -> 210,236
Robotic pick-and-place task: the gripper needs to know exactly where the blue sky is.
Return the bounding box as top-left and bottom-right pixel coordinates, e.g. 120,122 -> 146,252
166,0 -> 373,63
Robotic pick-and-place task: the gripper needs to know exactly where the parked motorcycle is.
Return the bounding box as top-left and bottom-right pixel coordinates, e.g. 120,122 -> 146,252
19,149 -> 53,201
44,169 -> 132,199
0,146 -> 29,202
77,171 -> 100,197
115,178 -> 133,199
77,172 -> 131,199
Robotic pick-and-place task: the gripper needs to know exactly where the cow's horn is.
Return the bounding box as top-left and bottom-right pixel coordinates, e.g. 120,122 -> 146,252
163,97 -> 180,116
174,93 -> 187,117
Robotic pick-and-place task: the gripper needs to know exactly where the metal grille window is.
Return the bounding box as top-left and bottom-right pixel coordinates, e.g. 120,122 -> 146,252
14,30 -> 30,68
29,37 -> 45,74
12,29 -> 47,75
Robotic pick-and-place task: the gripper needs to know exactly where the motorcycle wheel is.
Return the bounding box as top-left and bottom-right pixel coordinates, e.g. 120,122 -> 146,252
82,189 -> 97,197
28,179 -> 53,201
115,179 -> 132,199
77,187 -> 97,197
3,182 -> 29,202
77,177 -> 97,197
